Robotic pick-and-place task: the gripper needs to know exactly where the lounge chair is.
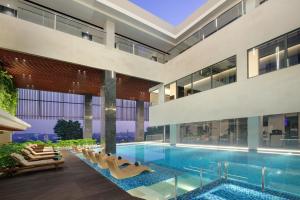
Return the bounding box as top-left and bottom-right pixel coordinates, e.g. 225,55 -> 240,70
10,153 -> 64,174
25,146 -> 59,156
72,145 -> 83,153
21,149 -> 56,161
82,149 -> 90,161
95,152 -> 130,169
87,150 -> 98,164
106,156 -> 152,179
28,144 -> 54,152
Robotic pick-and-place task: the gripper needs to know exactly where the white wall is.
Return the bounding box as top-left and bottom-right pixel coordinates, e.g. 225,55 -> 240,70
150,0 -> 300,126
0,14 -> 164,82
163,0 -> 300,83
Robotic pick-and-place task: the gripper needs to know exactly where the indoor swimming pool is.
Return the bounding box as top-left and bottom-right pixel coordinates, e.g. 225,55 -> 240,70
77,143 -> 300,199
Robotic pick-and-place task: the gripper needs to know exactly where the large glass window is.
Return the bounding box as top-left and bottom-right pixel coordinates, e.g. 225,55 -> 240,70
192,67 -> 212,94
287,29 -> 300,67
247,28 -> 300,78
212,56 -> 236,88
164,82 -> 176,102
260,113 -> 300,149
177,75 -> 192,98
179,118 -> 247,146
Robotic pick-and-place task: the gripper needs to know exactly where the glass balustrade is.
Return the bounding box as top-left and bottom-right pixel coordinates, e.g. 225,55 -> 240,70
0,0 -> 168,63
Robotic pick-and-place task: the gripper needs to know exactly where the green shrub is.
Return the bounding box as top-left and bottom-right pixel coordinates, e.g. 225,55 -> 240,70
0,143 -> 25,169
54,119 -> 83,140
0,69 -> 17,115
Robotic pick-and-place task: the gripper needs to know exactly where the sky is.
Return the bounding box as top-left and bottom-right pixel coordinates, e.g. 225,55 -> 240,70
129,0 -> 208,26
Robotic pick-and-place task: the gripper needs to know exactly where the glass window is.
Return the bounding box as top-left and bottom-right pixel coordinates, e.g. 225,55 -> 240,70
260,113 -> 300,149
287,30 -> 300,67
192,67 -> 212,94
248,36 -> 286,77
164,82 -> 176,102
176,75 -> 192,98
150,89 -> 159,106
212,56 -> 236,88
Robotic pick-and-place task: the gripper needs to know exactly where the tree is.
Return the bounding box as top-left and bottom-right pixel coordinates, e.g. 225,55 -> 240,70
54,119 -> 83,140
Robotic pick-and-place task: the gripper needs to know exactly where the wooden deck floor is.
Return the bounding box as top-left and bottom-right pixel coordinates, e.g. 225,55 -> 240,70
0,151 -> 141,200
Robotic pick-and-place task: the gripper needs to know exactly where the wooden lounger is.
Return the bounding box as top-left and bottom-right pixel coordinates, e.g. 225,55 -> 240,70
95,152 -> 130,169
21,149 -> 56,161
25,146 -> 59,156
10,153 -> 64,174
87,150 -> 98,164
27,144 -> 54,152
106,156 -> 152,180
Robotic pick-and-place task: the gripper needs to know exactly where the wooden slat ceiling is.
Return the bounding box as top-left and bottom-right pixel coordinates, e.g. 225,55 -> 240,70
0,48 -> 159,101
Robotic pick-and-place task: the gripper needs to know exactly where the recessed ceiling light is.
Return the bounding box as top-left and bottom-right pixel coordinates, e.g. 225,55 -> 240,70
7,4 -> 10,7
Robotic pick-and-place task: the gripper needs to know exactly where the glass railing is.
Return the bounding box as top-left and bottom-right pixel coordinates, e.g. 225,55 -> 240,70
0,0 -> 168,63
224,161 -> 300,197
115,35 -> 168,63
0,0 -> 106,45
167,1 -> 244,60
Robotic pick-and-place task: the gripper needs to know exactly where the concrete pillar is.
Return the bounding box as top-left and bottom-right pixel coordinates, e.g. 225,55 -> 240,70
103,70 -> 116,154
158,84 -> 165,104
170,124 -> 180,146
84,94 -> 93,138
247,116 -> 261,151
105,20 -> 115,48
100,86 -> 105,145
135,100 -> 144,141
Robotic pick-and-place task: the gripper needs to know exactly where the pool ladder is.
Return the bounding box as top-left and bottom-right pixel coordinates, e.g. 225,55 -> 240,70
173,162 -> 267,199
223,162 -> 266,192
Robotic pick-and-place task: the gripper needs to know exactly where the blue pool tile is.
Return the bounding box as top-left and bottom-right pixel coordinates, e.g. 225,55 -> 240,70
76,153 -> 183,191
178,180 -> 300,200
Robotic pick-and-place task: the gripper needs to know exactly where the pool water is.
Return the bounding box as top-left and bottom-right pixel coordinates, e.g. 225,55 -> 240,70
77,143 -> 300,199
179,181 -> 299,200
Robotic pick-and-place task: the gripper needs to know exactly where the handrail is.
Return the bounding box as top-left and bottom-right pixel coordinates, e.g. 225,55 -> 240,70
1,0 -> 168,63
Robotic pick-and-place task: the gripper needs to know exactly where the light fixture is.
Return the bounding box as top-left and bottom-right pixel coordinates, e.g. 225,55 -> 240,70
111,70 -> 115,79
15,57 -> 18,61
7,4 -> 10,7
276,46 -> 280,70
23,59 -> 26,62
252,48 -> 256,56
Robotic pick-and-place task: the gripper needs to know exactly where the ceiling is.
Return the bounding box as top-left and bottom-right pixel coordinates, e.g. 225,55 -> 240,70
0,48 -> 158,101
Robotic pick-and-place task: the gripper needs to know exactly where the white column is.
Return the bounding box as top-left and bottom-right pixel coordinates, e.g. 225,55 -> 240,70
170,124 -> 180,146
105,20 -> 115,49
247,116 -> 261,151
158,84 -> 165,104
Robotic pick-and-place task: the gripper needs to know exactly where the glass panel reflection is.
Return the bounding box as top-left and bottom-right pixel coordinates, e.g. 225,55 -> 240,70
177,75 -> 192,98
150,89 -> 159,106
192,67 -> 212,93
180,118 -> 247,146
164,82 -> 176,102
260,113 -> 300,149
287,30 -> 300,67
212,56 -> 236,88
